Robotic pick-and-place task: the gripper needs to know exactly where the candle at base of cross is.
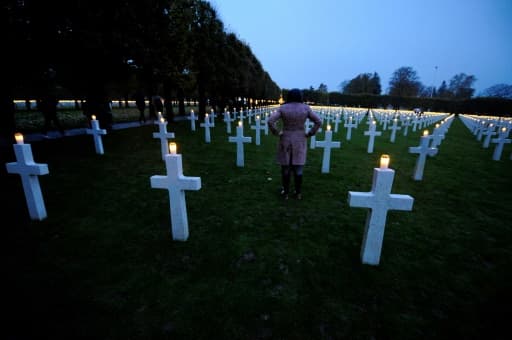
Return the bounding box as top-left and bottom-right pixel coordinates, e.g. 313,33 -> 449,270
380,154 -> 390,169
169,142 -> 177,155
14,133 -> 24,144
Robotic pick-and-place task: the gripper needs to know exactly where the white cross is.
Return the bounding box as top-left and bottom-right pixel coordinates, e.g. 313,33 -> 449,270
153,120 -> 175,160
388,118 -> 401,143
491,128 -> 511,161
6,143 -> 49,220
250,115 -> 265,145
402,118 -> 411,136
348,167 -> 414,265
224,111 -> 234,134
344,117 -> 357,141
333,113 -> 342,132
364,121 -> 382,153
150,153 -> 201,241
200,114 -> 213,143
189,110 -> 198,131
482,124 -> 496,149
228,122 -> 252,167
86,119 -> 107,154
408,133 -> 438,180
315,128 -> 341,173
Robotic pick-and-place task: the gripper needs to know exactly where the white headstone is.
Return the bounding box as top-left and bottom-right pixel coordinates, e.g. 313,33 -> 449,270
408,132 -> 438,180
189,110 -> 198,131
315,127 -> 341,173
344,116 -> 357,141
228,122 -> 252,167
153,119 -> 176,160
6,142 -> 49,220
491,128 -> 511,161
250,115 -> 265,146
364,121 -> 382,153
150,152 -> 201,241
482,124 -> 496,149
86,118 -> 107,155
388,118 -> 401,143
348,166 -> 414,265
200,114 -> 213,143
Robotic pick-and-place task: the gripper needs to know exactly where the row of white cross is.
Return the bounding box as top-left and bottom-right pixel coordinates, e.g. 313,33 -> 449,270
5,109 -> 500,266
459,114 -> 512,161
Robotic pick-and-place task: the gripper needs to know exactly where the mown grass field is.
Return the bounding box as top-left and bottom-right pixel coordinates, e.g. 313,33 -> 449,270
3,110 -> 512,339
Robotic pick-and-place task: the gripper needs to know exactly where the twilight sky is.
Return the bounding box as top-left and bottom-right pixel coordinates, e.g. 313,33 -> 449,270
208,0 -> 512,95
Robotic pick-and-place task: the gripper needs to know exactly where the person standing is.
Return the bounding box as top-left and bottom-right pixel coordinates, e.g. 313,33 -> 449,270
268,88 -> 321,200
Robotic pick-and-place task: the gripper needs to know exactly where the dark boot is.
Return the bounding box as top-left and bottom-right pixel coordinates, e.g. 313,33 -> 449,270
294,174 -> 303,200
281,173 -> 290,200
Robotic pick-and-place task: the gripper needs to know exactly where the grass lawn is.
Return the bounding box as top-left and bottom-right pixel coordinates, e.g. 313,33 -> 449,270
3,111 -> 512,339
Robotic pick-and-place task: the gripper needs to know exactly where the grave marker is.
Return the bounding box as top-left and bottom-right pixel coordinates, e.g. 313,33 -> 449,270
86,115 -> 107,154
150,142 -> 201,241
348,155 -> 414,265
5,133 -> 49,220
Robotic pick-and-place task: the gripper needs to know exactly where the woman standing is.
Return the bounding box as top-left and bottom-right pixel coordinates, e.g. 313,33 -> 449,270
268,89 -> 321,200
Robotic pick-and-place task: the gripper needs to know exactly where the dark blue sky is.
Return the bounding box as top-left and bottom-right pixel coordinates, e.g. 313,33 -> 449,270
209,0 -> 512,95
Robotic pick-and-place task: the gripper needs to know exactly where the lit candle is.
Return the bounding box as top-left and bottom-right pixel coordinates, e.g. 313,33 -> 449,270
256,115 -> 260,120
205,113 -> 209,119
91,115 -> 96,120
160,117 -> 165,123
435,123 -> 440,128
238,120 -> 242,127
327,124 -> 331,131
169,142 -> 177,155
423,130 -> 429,136
380,154 -> 390,169
14,132 -> 24,144
502,127 -> 507,133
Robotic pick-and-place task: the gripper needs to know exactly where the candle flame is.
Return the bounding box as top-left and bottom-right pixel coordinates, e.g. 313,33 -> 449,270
14,132 -> 24,144
380,154 -> 390,169
169,142 -> 177,154
91,115 -> 96,120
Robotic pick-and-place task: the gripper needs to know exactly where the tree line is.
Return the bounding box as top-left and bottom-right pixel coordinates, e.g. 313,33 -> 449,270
2,0 -> 280,122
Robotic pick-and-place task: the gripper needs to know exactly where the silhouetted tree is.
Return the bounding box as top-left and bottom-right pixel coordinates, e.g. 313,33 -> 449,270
388,66 -> 422,97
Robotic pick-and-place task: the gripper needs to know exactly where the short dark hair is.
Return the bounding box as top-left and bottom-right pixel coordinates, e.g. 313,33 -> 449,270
287,88 -> 303,103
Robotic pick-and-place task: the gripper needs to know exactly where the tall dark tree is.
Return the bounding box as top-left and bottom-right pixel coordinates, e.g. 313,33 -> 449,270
388,66 -> 422,97
448,73 -> 477,99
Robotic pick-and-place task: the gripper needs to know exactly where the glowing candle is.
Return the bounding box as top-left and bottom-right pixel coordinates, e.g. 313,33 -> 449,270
380,154 -> 390,169
238,120 -> 242,127
256,115 -> 260,120
14,132 -> 24,144
160,117 -> 165,123
502,127 -> 507,133
327,124 -> 331,131
423,130 -> 429,136
91,115 -> 96,120
169,142 -> 177,155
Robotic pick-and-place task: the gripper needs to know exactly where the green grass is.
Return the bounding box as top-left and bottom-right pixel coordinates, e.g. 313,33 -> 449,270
3,114 -> 512,339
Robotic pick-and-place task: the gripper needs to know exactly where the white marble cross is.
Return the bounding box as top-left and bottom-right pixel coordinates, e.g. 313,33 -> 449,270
491,127 -> 511,161
150,152 -> 201,241
482,123 -> 496,149
333,113 -> 342,133
348,166 -> 414,265
153,119 -> 176,160
408,132 -> 438,180
250,115 -> 265,146
344,116 -> 357,141
6,142 -> 49,220
315,126 -> 341,173
200,113 -> 213,143
86,118 -> 107,154
402,118 -> 411,136
388,118 -> 401,143
229,122 -> 252,167
364,121 -> 382,153
189,110 -> 198,131
224,111 -> 234,134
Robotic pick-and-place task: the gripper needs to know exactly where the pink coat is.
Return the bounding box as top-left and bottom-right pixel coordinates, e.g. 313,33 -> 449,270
268,103 -> 321,165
